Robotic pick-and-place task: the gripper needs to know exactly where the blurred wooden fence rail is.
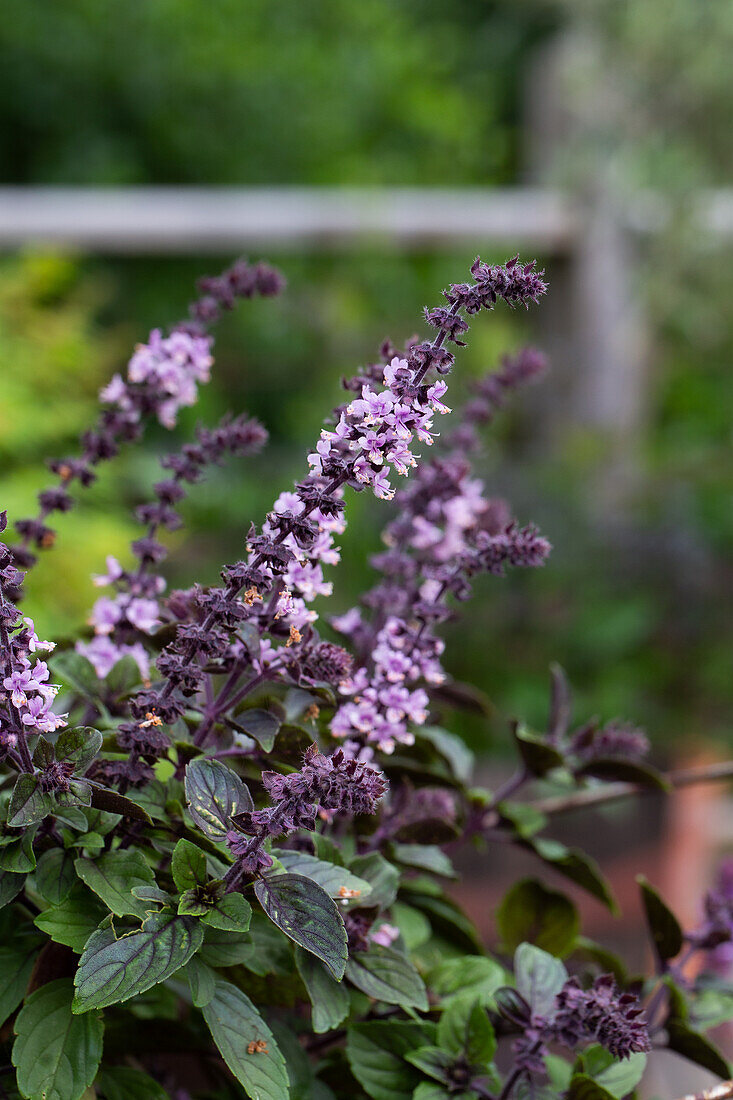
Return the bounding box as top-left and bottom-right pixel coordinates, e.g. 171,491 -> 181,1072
0,184 -> 731,483
0,186 -> 730,250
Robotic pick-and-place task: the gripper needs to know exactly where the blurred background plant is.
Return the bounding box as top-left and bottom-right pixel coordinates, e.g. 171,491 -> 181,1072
0,0 -> 730,764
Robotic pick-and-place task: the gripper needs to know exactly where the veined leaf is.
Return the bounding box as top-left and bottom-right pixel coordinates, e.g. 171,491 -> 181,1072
182,954 -> 217,1008
0,868 -> 27,909
255,872 -> 347,980
272,849 -> 372,899
33,848 -> 77,905
234,708 -> 281,751
638,876 -> 683,964
35,883 -> 107,954
7,774 -> 56,828
346,945 -> 428,1010
0,828 -> 36,872
185,757 -> 253,841
295,945 -> 351,1033
347,1021 -> 436,1100
0,942 -> 40,1028
497,878 -> 578,957
55,727 -> 103,774
75,850 -> 156,919
96,1066 -> 170,1100
171,838 -> 208,892
428,955 -> 506,1009
437,998 -> 496,1063
202,979 -> 289,1100
12,978 -> 103,1100
72,912 -> 204,1012
514,943 -> 568,1019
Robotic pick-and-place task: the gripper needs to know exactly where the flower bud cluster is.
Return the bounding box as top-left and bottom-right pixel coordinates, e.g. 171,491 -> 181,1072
78,413 -> 268,684
510,973 -> 650,1079
7,258 -> 283,580
225,746 -> 387,879
330,349 -> 551,753
138,259 -> 547,747
0,511 -> 65,764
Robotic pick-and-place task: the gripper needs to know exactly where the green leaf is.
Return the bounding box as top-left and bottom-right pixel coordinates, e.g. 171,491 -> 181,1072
0,828 -> 36,872
272,849 -> 372,899
576,757 -> 669,790
566,1075 -> 615,1100
87,783 -> 153,824
347,1021 -> 436,1100
413,1085 -> 451,1100
572,937 -> 628,984
666,1020 -> 731,1079
0,942 -> 39,1028
235,708 -> 281,751
528,839 -> 618,913
185,757 -> 253,841
401,888 -> 483,953
0,868 -> 27,908
72,912 -> 204,1012
513,723 -> 565,777
404,1047 -> 453,1083
171,838 -> 208,892
498,801 -> 548,839
34,848 -> 77,905
438,999 -> 496,1063
75,850 -> 156,918
638,876 -> 683,963
104,654 -> 144,696
545,1054 -> 573,1093
497,879 -> 579,956
514,943 -> 568,1018
182,954 -> 217,1007
96,1066 -> 170,1100
12,978 -> 103,1100
7,774 -> 55,827
199,925 -> 255,968
391,902 -> 432,950
588,1047 -> 647,1098
200,891 -> 252,931
35,883 -> 107,954
178,889 -> 209,917
419,726 -> 475,783
429,956 -> 506,1009
132,885 -> 171,905
348,853 -> 399,908
255,872 -> 347,980
690,988 -> 733,1032
55,727 -> 103,774
202,979 -> 289,1100
295,945 -> 351,1033
391,844 -> 456,878
51,651 -> 101,697
346,945 -> 429,1010
55,806 -> 90,832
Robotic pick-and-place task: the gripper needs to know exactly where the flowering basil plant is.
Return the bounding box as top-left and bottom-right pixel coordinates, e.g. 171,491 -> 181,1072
0,256 -> 731,1100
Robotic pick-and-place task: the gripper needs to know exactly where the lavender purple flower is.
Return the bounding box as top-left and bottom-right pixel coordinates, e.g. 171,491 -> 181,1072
117,257 -> 547,769
78,413 -> 268,683
0,513 -> 65,771
7,258 -> 282,581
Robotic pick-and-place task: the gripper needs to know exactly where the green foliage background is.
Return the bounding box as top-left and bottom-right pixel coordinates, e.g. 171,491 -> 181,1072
0,0 -> 730,757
